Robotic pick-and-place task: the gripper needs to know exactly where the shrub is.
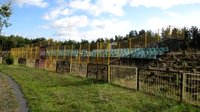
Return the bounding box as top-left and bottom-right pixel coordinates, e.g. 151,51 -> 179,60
5,55 -> 14,65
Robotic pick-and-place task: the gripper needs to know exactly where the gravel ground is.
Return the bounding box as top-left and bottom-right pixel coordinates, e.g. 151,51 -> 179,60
0,73 -> 28,112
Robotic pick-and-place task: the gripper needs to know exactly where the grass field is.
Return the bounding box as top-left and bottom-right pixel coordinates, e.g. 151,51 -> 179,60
0,65 -> 199,112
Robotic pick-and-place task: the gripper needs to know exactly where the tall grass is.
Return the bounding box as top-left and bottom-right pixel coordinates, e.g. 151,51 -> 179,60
0,65 -> 199,112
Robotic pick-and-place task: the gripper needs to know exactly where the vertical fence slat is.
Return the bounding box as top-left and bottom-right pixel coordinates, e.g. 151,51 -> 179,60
182,73 -> 186,102
137,68 -> 139,91
180,72 -> 183,101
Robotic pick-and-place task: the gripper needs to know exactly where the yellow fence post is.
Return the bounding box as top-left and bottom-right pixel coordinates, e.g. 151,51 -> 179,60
23,47 -> 25,58
10,48 -> 13,56
63,45 -> 66,61
100,42 -> 103,63
20,47 -> 24,58
35,47 -> 38,59
158,29 -> 160,42
17,48 -> 19,58
30,44 -> 33,59
26,46 -> 28,59
118,42 -> 121,59
50,46 -> 53,70
96,42 -> 99,64
56,45 -> 59,61
129,38 -> 131,54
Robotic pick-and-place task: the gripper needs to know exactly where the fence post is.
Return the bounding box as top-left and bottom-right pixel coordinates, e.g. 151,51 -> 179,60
107,65 -> 110,83
96,64 -> 99,80
136,68 -> 139,90
86,63 -> 89,78
107,41 -> 111,83
70,45 -> 73,74
181,73 -> 186,102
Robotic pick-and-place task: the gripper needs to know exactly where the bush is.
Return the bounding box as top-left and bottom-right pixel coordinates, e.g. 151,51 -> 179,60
5,55 -> 14,65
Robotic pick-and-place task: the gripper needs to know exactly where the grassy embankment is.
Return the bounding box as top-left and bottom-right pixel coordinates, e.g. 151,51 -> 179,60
0,65 -> 199,112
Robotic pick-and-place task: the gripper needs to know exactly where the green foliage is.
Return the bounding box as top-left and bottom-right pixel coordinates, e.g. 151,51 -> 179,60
0,2 -> 12,34
0,65 -> 199,112
5,54 -> 13,65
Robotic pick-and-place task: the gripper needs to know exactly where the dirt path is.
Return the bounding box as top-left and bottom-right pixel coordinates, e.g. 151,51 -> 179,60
0,73 -> 28,112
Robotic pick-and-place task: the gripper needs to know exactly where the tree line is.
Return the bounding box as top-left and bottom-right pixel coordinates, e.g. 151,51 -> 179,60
0,26 -> 199,51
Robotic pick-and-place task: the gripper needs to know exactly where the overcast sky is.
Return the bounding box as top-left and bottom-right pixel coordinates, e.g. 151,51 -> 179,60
3,0 -> 200,41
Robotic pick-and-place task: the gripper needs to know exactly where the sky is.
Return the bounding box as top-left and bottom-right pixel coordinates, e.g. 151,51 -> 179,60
2,0 -> 200,41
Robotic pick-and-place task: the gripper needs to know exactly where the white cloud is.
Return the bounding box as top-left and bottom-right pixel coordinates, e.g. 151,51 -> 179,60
95,0 -> 128,16
56,0 -> 65,4
51,15 -> 89,30
130,0 -> 200,9
69,0 -> 128,16
13,0 -> 48,8
69,0 -> 91,10
43,7 -> 72,21
51,18 -> 132,41
85,19 -> 132,41
145,11 -> 200,31
146,17 -> 169,30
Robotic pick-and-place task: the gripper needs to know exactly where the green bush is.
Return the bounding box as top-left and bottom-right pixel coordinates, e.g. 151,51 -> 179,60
5,55 -> 14,65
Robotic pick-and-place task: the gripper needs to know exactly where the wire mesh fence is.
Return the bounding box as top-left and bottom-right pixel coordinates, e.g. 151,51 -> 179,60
110,65 -> 137,89
87,63 -> 108,81
138,68 -> 182,100
184,73 -> 200,106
